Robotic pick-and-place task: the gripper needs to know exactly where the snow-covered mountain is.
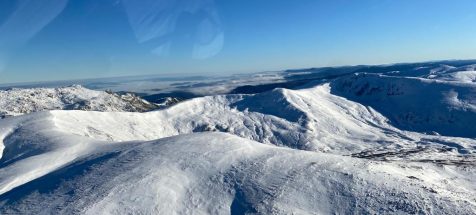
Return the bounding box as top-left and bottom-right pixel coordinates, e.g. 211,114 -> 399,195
1,133 -> 474,214
0,85 -> 158,118
332,73 -> 476,137
0,61 -> 475,214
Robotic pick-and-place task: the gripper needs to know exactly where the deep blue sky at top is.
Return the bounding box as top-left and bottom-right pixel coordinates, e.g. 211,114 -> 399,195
0,0 -> 475,84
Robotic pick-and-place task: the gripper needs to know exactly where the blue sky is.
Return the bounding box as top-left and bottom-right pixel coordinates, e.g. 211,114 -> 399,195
0,0 -> 475,84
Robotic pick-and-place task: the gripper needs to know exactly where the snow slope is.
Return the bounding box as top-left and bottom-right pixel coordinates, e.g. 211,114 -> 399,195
0,62 -> 476,214
0,133 -> 474,214
331,72 -> 476,137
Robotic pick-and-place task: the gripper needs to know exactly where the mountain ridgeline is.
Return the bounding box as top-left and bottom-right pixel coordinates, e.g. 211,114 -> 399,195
0,60 -> 475,214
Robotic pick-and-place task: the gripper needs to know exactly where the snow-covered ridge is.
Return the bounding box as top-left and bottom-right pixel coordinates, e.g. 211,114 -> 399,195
0,81 -> 474,198
0,85 -> 157,118
0,61 -> 476,213
331,72 -> 476,137
38,85 -> 418,153
1,133 -> 474,214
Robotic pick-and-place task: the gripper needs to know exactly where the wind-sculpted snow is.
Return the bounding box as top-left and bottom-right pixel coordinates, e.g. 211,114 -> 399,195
43,85 -> 431,153
0,81 -> 474,200
0,85 -> 157,118
45,83 -> 476,154
0,133 -> 475,214
1,62 -> 476,213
